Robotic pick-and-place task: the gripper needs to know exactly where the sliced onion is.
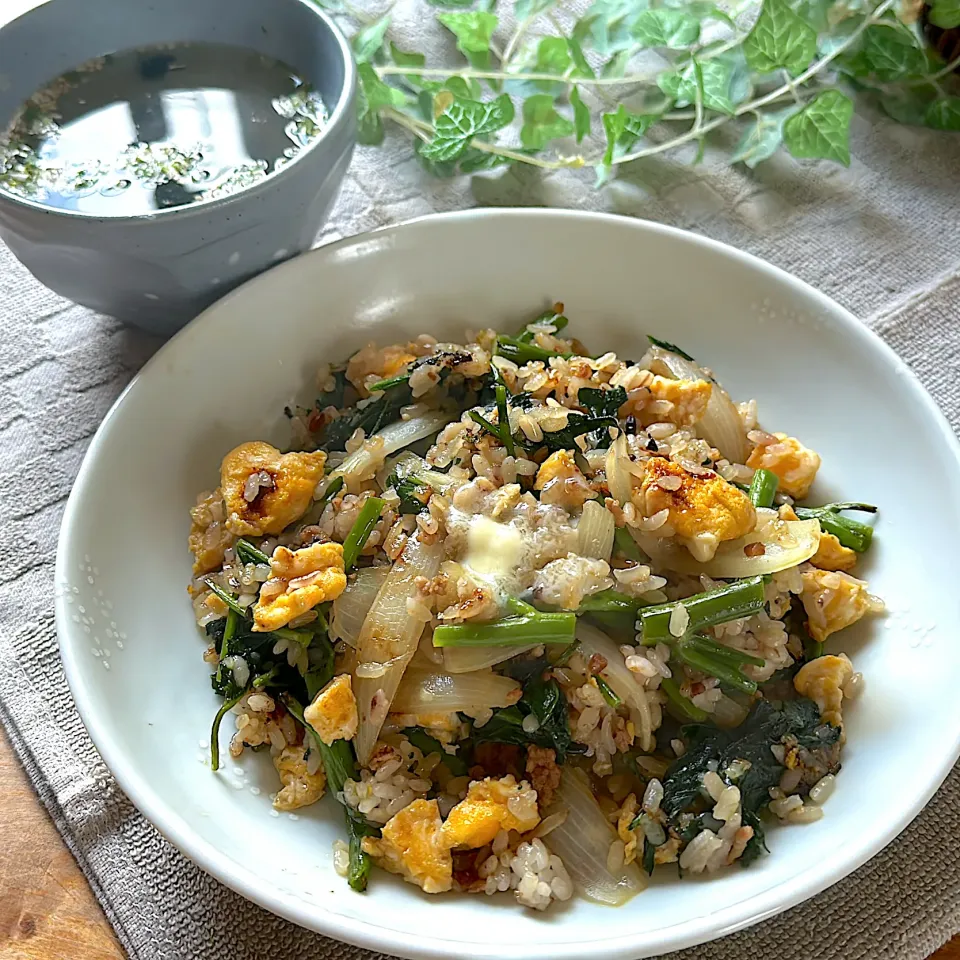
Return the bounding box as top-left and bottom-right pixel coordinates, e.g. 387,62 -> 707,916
353,534 -> 444,764
546,767 -> 647,906
330,566 -> 391,648
392,665 -> 521,713
337,410 -> 450,491
443,643 -> 538,674
605,434 -> 634,506
577,499 -> 615,561
647,346 -> 747,464
576,621 -> 654,752
631,518 -> 820,578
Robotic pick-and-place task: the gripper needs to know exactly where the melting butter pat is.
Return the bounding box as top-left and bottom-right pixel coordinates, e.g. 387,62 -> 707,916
464,516 -> 524,582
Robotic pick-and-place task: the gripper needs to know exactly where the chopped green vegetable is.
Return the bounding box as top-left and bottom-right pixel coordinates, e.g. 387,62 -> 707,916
203,578 -> 249,618
576,588 -> 646,615
595,674 -> 622,708
342,497 -> 386,571
660,698 -> 840,866
316,474 -> 345,510
793,502 -> 877,552
540,412 -> 619,452
639,576 -> 766,644
495,383 -> 515,457
284,694 -> 377,891
433,610 -> 576,647
475,672 -> 580,762
236,539 -> 271,566
405,728 -> 469,776
495,334 -> 573,364
671,640 -> 758,694
748,468 -> 779,509
577,385 -> 627,419
659,676 -> 708,722
210,693 -> 244,771
551,638 -> 580,666
647,335 -> 695,362
367,373 -> 411,392
386,471 -> 431,515
317,382 -> 412,452
515,308 -> 568,342
614,526 -> 645,562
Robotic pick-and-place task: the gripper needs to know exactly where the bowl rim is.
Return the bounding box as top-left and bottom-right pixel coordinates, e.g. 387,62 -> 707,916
0,0 -> 356,224
55,208 -> 960,960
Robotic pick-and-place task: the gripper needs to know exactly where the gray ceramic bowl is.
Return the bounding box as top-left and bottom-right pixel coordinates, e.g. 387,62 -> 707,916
0,0 -> 356,335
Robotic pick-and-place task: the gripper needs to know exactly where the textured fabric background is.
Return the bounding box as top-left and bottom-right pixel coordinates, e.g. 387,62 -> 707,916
2,2 -> 960,956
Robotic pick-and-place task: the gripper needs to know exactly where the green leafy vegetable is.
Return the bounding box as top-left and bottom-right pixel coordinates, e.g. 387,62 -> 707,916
647,335 -> 695,361
433,609 -> 576,646
342,497 -> 386,570
658,698 -> 841,863
929,0 -> 960,28
405,728 -> 469,776
748,468 -> 779,508
236,539 -> 271,566
793,501 -> 877,552
387,472 -> 432,514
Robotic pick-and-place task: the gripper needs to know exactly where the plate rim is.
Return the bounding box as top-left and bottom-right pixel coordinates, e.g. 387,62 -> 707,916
55,207 -> 960,960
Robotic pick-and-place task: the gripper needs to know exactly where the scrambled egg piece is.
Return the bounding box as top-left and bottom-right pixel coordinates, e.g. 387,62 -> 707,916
746,433 -> 820,499
441,776 -> 540,849
811,532 -> 857,571
616,793 -> 640,867
637,457 -> 756,560
346,342 -> 417,395
253,541 -> 346,632
188,489 -> 235,575
639,375 -> 712,427
800,568 -> 875,643
534,450 -> 594,509
272,745 -> 326,811
304,674 -> 358,745
221,441 -> 327,537
362,798 -> 453,894
794,653 -> 854,729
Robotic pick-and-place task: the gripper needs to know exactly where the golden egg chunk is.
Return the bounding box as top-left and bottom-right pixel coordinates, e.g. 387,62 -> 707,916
800,567 -> 878,643
362,798 -> 453,894
441,775 -> 540,850
637,457 -> 756,556
252,541 -> 346,632
272,744 -> 326,812
188,488 -> 235,575
534,450 -> 594,509
304,674 -> 358,745
794,653 -> 854,730
810,532 -> 857,572
221,441 -> 327,537
638,375 -> 712,427
746,433 -> 820,499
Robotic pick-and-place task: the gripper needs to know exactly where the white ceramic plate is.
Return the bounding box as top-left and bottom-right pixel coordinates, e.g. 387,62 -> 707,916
56,209 -> 960,960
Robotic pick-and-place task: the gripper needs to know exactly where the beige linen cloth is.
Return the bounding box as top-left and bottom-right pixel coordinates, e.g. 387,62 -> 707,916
3,3 -> 960,956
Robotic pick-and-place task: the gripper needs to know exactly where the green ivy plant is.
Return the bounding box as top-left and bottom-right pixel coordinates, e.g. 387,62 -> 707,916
320,0 -> 960,182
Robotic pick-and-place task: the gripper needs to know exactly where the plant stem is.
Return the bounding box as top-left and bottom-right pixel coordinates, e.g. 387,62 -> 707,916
748,468 -> 779,508
342,497 -> 385,571
433,612 -> 576,647
639,576 -> 765,644
210,693 -> 244,771
660,676 -> 708,722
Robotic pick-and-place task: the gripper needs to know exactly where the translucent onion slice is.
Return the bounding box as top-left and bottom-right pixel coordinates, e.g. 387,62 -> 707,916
353,534 -> 444,764
576,621 -> 654,752
631,518 -> 821,578
330,566 -> 391,648
647,346 -> 747,464
443,643 -> 538,674
391,665 -> 521,714
547,767 -> 647,906
577,499 -> 615,561
605,434 -> 634,506
337,411 -> 450,491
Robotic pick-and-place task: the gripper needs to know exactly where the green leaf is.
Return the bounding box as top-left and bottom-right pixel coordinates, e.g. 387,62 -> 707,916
570,85 -> 591,141
730,107 -> 792,168
389,42 -> 426,69
742,0 -> 817,76
413,138 -> 460,178
858,23 -> 928,81
521,93 -> 575,149
420,94 -> 515,162
924,96 -> 960,131
351,15 -> 391,64
459,146 -> 516,172
445,76 -> 484,100
578,0 -> 639,55
928,0 -> 960,28
602,50 -> 632,78
602,104 -> 656,165
515,0 -> 557,18
535,35 -> 572,74
439,11 -> 499,69
659,57 -> 745,115
568,35 -> 596,78
356,63 -> 409,145
783,90 -> 853,165
632,9 -> 701,49
427,0 -> 477,6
